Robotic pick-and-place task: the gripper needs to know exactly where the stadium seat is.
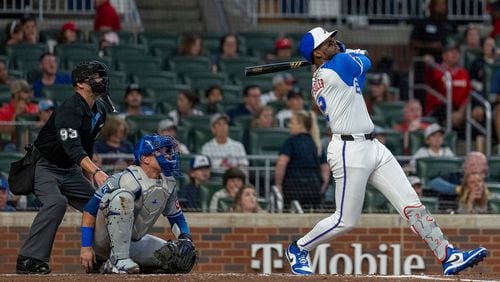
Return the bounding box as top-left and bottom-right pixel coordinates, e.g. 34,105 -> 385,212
0,152 -> 24,175
179,154 -> 195,174
131,71 -> 178,87
42,85 -> 75,105
240,74 -> 275,93
107,70 -> 128,85
383,129 -> 404,156
145,83 -> 190,103
420,196 -> 440,213
416,157 -> 463,186
125,115 -> 168,143
463,49 -> 482,70
199,182 -> 223,212
106,44 -> 148,58
238,32 -> 278,57
89,30 -> 136,44
218,197 -> 234,212
294,71 -> 313,93
57,43 -> 98,64
138,32 -> 179,46
373,101 -> 406,126
489,198 -> 500,214
191,126 -> 244,153
363,186 -> 388,213
219,57 -> 261,80
0,85 -> 11,104
183,72 -> 231,92
6,44 -> 46,61
179,115 -> 211,130
408,130 -> 458,155
149,41 -> 178,60
232,115 -> 252,129
15,114 -> 40,150
267,100 -> 287,113
488,158 -> 500,182
248,128 -> 289,155
169,57 -> 212,76
115,57 -> 163,74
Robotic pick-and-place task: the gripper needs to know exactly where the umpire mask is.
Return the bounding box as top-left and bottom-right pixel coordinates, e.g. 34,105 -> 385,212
72,60 -> 110,96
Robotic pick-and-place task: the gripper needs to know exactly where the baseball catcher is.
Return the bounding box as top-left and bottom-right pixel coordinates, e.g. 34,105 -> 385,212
79,134 -> 197,274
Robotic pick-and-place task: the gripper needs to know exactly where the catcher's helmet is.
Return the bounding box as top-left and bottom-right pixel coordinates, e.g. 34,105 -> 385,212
134,134 -> 181,178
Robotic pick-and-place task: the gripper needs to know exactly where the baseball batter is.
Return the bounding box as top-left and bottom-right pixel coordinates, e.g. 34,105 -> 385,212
285,27 -> 488,275
80,134 -> 196,274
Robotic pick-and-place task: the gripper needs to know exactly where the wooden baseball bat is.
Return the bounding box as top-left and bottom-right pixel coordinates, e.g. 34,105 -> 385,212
244,60 -> 311,76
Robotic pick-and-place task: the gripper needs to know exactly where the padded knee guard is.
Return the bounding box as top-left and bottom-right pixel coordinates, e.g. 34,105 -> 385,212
100,189 -> 135,264
404,205 -> 449,261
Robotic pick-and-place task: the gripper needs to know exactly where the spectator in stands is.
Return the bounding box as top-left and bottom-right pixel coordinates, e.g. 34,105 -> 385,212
275,110 -> 329,210
98,31 -> 119,57
266,37 -> 293,63
179,34 -> 204,56
456,172 -> 490,214
393,99 -> 429,154
261,72 -> 295,105
423,43 -> 473,131
209,167 -> 246,212
408,176 -> 424,198
3,20 -> 24,48
428,151 -> 488,197
201,113 -> 249,172
409,123 -> 454,170
200,85 -> 224,114
487,0 -> 500,38
21,16 -> 38,44
364,72 -> 395,115
276,90 -> 305,128
232,184 -> 264,213
93,0 -> 121,31
57,21 -> 79,44
32,53 -> 72,98
94,115 -> 134,154
469,37 -> 498,95
461,24 -> 481,53
179,155 -> 211,211
0,59 -> 15,86
0,80 -> 38,138
37,99 -> 55,125
118,84 -> 154,118
168,90 -> 203,125
211,33 -> 239,72
0,177 -> 15,212
409,0 -> 457,60
251,105 -> 275,129
226,85 -> 262,121
157,119 -> 190,155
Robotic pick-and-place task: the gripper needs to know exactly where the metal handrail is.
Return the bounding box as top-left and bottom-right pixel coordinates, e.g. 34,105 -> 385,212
408,57 -> 453,132
465,91 -> 492,155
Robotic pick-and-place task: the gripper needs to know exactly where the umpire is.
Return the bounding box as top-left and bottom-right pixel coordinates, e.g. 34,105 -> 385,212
15,61 -> 111,274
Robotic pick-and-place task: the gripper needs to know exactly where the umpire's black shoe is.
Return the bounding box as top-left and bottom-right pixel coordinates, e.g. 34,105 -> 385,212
16,255 -> 51,274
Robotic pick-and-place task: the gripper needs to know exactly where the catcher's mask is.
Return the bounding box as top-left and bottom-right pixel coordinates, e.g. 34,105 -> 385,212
72,60 -> 109,95
134,134 -> 181,178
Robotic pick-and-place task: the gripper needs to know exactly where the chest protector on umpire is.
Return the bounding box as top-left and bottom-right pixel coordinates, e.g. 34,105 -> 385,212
125,167 -> 174,240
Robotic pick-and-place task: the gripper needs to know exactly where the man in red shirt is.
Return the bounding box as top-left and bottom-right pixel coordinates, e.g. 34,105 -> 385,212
424,43 -> 472,130
93,0 -> 121,31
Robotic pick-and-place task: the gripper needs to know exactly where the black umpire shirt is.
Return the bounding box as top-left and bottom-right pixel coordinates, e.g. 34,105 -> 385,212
35,93 -> 107,168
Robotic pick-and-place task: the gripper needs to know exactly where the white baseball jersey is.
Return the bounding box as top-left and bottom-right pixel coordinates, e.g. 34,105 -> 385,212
311,52 -> 374,135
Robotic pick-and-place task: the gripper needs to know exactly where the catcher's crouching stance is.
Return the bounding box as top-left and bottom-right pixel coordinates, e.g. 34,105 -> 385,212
79,134 -> 197,274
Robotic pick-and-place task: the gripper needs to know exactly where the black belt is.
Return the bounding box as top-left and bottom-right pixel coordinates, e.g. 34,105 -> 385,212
340,133 -> 374,141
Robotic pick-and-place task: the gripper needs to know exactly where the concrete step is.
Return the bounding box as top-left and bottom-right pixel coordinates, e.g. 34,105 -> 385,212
139,9 -> 201,21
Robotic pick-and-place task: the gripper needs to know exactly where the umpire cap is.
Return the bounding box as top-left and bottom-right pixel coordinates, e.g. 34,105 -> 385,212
72,60 -> 108,86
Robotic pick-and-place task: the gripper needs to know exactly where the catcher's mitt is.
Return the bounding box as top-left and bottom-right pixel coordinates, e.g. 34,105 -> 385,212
154,233 -> 197,273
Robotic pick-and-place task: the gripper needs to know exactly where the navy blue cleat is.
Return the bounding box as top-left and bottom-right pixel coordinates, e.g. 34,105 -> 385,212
442,245 -> 489,275
285,241 -> 313,275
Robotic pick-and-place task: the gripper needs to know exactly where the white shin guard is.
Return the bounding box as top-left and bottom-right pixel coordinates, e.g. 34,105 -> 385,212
101,190 -> 135,264
405,205 -> 449,261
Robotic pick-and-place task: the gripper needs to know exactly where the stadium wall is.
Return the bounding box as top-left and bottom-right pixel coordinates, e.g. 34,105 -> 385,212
0,213 -> 498,274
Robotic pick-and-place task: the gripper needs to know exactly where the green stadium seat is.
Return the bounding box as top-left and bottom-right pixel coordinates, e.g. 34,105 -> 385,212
179,115 -> 211,130
416,157 -> 463,186
370,115 -> 387,127
267,100 -> 287,113
219,84 -> 242,100
238,32 -> 278,57
125,114 -> 168,143
219,57 -> 261,80
169,57 -> 211,76
408,130 -> 458,155
15,114 -> 40,150
420,196 -> 440,213
145,84 -> 191,103
0,152 -> 24,174
6,44 -> 46,61
248,127 -> 289,155
89,31 -> 136,44
138,32 -> 179,46
0,85 -> 11,105
42,85 -> 75,104
199,182 -> 223,212
107,70 -> 128,85
363,186 -> 388,213
488,198 -> 500,214
240,74 -> 274,93
294,71 -> 313,93
384,129 -> 404,156
183,72 -> 231,92
488,158 -> 500,182
131,71 -> 178,87
372,101 -> 406,126
57,43 -> 98,64
463,49 -> 482,70
179,154 -> 196,174
191,126 -> 243,154
106,44 -> 147,58
115,57 -> 163,74
218,197 -> 234,212
149,41 -> 178,59
232,115 -> 252,129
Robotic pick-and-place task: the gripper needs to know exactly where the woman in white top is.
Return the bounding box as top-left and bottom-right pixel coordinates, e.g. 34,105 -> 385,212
410,123 -> 454,169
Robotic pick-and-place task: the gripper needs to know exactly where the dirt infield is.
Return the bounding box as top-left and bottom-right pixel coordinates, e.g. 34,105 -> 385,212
0,273 -> 498,282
